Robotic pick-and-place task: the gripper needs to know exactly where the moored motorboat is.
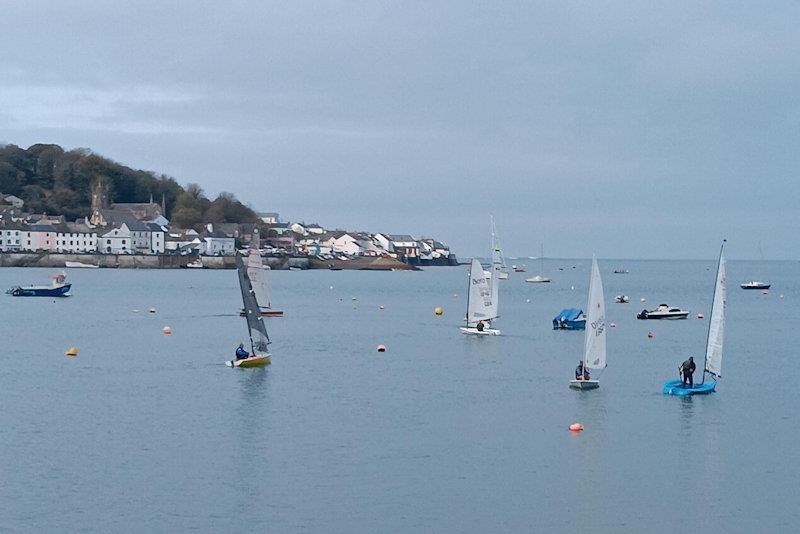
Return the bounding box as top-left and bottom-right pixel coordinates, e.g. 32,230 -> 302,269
740,280 -> 770,290
553,308 -> 586,330
525,275 -> 550,283
615,295 -> 629,303
7,272 -> 71,297
637,304 -> 689,320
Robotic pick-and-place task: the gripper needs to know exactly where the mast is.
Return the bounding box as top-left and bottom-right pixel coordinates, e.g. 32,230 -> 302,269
701,239 -> 726,385
464,260 -> 472,326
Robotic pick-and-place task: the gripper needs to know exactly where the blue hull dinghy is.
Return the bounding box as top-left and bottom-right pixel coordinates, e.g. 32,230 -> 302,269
663,379 -> 716,396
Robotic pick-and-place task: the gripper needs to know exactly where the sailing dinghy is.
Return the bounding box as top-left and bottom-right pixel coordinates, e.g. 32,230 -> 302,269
227,254 -> 272,367
490,216 -> 509,280
663,240 -> 726,395
461,258 -> 500,335
240,229 -> 283,317
570,256 -> 606,389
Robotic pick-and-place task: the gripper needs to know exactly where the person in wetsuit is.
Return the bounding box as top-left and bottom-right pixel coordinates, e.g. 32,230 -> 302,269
680,357 -> 696,387
476,321 -> 485,332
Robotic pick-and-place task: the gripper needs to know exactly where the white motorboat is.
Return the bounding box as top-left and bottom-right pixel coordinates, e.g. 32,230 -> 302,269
615,295 -> 629,303
740,280 -> 770,290
65,261 -> 99,268
637,304 -> 689,320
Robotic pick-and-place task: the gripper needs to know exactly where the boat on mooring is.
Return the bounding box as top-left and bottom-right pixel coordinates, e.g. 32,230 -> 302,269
7,272 -> 71,297
461,258 -> 500,335
664,240 -> 726,395
740,280 -> 770,290
570,256 -> 606,390
636,304 -> 689,320
227,254 -> 272,368
490,215 -> 509,280
65,261 -> 99,269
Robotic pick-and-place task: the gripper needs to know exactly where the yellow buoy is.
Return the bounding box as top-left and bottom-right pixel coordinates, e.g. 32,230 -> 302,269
434,307 -> 444,316
162,326 -> 172,335
66,347 -> 78,357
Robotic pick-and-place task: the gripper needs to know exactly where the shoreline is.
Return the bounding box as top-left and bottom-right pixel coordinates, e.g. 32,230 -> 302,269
0,252 -> 426,270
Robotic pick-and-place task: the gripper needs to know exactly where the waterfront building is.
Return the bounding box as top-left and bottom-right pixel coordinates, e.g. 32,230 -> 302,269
100,224 -> 134,254
0,222 -> 24,251
55,223 -> 98,253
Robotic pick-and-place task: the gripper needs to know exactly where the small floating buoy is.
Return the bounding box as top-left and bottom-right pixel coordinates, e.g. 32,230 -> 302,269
609,322 -> 616,328
379,305 -> 385,310
696,313 -> 704,319
569,423 -> 584,432
377,344 -> 386,352
149,307 -> 156,314
640,298 -> 646,303
434,307 -> 444,316
647,331 -> 654,338
780,294 -> 784,299
133,309 -> 140,313
329,285 -> 334,290
571,285 -> 575,290
352,297 -> 357,301
526,299 -> 531,303
162,326 -> 172,335
762,289 -> 769,295
453,293 -> 458,298
66,347 -> 78,357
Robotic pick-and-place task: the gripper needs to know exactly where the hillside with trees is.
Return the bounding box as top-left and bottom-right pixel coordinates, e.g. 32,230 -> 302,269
0,143 -> 259,228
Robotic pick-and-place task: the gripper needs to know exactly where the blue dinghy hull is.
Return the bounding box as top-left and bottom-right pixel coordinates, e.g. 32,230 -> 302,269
663,379 -> 715,396
8,284 -> 71,297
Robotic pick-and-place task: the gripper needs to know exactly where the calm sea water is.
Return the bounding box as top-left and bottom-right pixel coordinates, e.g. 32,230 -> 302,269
1,259 -> 798,533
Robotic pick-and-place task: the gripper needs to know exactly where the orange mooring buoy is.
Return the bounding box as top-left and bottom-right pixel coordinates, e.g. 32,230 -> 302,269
66,347 -> 78,357
569,423 -> 584,432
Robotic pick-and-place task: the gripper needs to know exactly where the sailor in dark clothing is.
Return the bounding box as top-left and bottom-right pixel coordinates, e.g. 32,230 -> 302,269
235,343 -> 250,360
476,321 -> 485,332
680,357 -> 696,387
575,361 -> 590,380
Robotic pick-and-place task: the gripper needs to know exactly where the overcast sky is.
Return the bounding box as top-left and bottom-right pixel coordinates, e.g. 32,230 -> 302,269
1,1 -> 798,259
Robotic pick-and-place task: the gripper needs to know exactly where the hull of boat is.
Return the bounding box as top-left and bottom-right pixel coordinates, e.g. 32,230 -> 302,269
8,284 -> 71,297
460,327 -> 500,336
662,379 -> 715,396
65,261 -> 99,268
526,276 -> 550,283
497,272 -> 509,280
226,354 -> 271,368
569,379 -> 600,390
239,309 -> 284,317
637,312 -> 689,320
741,284 -> 770,290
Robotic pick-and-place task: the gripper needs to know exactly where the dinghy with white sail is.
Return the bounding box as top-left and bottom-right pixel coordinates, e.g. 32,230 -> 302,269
227,253 -> 272,367
461,258 -> 500,335
490,215 -> 509,280
664,240 -> 726,395
570,256 -> 606,389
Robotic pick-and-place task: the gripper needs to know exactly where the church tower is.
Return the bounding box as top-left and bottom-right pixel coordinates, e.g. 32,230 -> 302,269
89,179 -> 108,226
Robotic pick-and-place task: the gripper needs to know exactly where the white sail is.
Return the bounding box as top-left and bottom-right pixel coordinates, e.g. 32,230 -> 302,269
704,244 -> 726,378
490,215 -> 507,271
246,249 -> 272,310
466,258 -> 496,326
583,256 -> 606,370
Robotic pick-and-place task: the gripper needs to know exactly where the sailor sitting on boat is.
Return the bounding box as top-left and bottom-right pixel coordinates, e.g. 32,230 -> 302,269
575,361 -> 590,381
235,343 -> 250,360
476,321 -> 485,332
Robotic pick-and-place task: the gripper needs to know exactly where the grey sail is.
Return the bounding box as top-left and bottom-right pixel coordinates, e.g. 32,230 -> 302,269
236,254 -> 270,352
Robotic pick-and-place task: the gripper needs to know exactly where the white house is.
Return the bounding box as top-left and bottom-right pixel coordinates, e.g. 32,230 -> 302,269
373,233 -> 394,253
100,224 -> 134,254
165,230 -> 203,254
147,223 -> 166,254
389,234 -> 419,259
0,223 -> 23,251
55,223 -> 98,253
259,212 -> 279,224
